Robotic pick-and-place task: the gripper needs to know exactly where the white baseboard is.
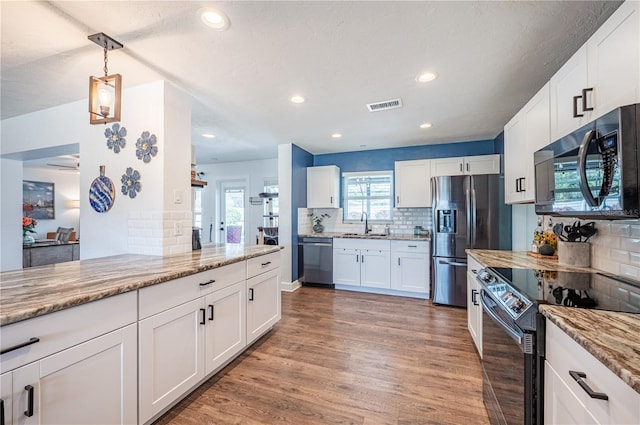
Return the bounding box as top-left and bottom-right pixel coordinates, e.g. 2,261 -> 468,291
334,284 -> 429,299
280,279 -> 301,292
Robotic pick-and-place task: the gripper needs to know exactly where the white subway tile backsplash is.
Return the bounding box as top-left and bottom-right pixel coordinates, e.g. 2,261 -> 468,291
631,225 -> 640,238
610,223 -> 631,237
621,238 -> 640,253
610,249 -> 630,263
630,252 -> 640,266
620,264 -> 640,280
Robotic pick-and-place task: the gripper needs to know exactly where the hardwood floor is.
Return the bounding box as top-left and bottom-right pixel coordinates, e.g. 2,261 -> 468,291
154,287 -> 490,425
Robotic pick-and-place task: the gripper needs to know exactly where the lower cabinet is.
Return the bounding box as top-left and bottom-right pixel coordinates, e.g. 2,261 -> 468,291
138,298 -> 206,423
390,241 -> 430,294
466,255 -> 483,357
545,320 -> 640,425
333,238 -> 391,289
205,281 -> 246,373
2,324 -> 137,425
247,269 -> 281,344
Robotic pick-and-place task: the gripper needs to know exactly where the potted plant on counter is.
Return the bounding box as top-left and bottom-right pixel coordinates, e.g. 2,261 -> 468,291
22,217 -> 38,244
311,213 -> 330,233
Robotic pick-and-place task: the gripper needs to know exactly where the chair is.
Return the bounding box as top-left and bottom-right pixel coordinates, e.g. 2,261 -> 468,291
46,228 -> 76,242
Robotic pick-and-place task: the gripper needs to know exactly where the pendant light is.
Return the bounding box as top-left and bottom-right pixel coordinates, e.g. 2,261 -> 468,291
88,33 -> 123,125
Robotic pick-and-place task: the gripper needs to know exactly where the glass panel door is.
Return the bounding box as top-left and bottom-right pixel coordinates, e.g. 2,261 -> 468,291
222,186 -> 245,244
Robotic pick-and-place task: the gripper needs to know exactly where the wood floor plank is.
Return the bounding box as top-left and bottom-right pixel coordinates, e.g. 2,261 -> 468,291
153,287 -> 490,425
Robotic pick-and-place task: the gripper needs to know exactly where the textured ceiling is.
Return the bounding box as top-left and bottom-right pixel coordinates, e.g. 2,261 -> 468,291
1,1 -> 622,165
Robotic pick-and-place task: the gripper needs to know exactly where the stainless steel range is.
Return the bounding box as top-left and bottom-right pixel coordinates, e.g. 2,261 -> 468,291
476,267 -> 640,425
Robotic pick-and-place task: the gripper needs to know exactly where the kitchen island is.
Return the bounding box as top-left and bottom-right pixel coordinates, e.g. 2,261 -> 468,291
0,244 -> 282,425
467,249 -> 640,396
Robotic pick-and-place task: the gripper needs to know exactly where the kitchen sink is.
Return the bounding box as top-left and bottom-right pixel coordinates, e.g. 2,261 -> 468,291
341,232 -> 389,237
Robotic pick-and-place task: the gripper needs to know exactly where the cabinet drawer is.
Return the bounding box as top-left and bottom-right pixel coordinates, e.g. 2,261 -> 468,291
390,240 -> 429,254
546,320 -> 639,424
0,291 -> 137,373
247,252 -> 280,278
139,261 -> 246,319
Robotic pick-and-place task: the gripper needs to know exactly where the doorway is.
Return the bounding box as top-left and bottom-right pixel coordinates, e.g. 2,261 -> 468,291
220,183 -> 246,244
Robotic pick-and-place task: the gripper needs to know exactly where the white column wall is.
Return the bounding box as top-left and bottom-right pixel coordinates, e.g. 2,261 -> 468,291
0,159 -> 23,271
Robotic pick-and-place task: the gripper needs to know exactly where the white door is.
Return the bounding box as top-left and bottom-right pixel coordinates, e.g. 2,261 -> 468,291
246,269 -> 281,344
360,249 -> 390,288
139,298 -> 205,423
220,182 -> 246,244
38,325 -> 137,425
392,252 -> 429,293
332,248 -> 360,286
205,281 -> 246,374
1,372 -> 12,425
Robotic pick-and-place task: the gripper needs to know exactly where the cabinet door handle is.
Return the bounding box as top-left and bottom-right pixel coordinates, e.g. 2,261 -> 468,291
24,385 -> 34,417
471,269 -> 478,274
330,196 -> 333,205
582,87 -> 594,112
249,288 -> 254,301
396,196 -> 400,205
361,255 -> 364,263
569,371 -> 608,400
199,308 -> 206,325
199,279 -> 215,287
466,162 -> 470,172
471,289 -> 479,306
408,245 -> 417,248
398,257 -> 401,266
356,255 -> 359,263
1,398 -> 5,425
573,95 -> 584,117
208,304 -> 214,321
261,261 -> 271,266
515,178 -> 520,193
1,337 -> 40,355
459,163 -> 463,172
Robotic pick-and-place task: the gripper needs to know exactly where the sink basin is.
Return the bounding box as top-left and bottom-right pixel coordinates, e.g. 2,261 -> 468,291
341,232 -> 388,237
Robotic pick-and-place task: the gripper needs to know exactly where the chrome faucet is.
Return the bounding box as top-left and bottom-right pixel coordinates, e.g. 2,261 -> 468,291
361,212 -> 369,234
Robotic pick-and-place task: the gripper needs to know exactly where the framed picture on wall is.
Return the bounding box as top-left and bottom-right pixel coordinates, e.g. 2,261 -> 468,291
23,180 -> 55,219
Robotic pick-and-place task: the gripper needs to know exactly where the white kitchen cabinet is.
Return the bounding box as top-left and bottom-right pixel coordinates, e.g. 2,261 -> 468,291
205,281 -> 246,374
3,325 -> 137,425
246,268 -> 281,344
1,372 -> 11,425
466,255 -> 483,357
333,238 -> 391,289
333,247 -> 361,286
390,241 -> 430,294
545,320 -> 640,425
431,155 -> 500,177
394,159 -> 431,208
138,298 -> 206,423
550,1 -> 639,141
504,82 -> 550,204
307,165 -> 340,208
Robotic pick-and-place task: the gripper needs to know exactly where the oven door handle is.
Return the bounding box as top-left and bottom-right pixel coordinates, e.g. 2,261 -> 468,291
480,290 -> 525,349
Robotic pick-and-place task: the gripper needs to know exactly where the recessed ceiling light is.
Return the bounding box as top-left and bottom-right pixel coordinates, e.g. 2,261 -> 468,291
202,133 -> 216,139
416,72 -> 437,83
199,7 -> 230,31
290,95 -> 305,104
331,133 -> 342,139
420,123 -> 432,129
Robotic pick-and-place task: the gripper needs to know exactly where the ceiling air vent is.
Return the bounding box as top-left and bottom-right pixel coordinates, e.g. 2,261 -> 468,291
366,98 -> 403,112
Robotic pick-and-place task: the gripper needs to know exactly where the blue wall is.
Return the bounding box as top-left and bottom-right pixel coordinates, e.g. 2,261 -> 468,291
291,144 -> 313,279
313,139 -> 496,172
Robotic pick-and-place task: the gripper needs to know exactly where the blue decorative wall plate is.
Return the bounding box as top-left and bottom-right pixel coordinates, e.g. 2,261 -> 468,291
89,165 -> 116,213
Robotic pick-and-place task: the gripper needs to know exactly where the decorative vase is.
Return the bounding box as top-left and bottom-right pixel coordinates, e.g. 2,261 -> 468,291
557,241 -> 590,267
23,234 -> 35,244
313,223 -> 324,233
538,244 -> 555,256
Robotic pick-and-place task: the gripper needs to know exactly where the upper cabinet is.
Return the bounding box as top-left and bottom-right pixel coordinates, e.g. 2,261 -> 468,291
307,165 -> 340,208
394,159 -> 431,208
550,1 -> 640,141
504,83 -> 551,204
431,154 -> 501,177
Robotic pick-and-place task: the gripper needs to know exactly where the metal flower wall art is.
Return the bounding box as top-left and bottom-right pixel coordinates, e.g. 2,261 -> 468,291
136,131 -> 158,163
121,167 -> 141,198
104,123 -> 127,153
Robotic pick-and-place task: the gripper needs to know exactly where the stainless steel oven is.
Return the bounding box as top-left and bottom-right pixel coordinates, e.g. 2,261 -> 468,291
477,268 -> 544,425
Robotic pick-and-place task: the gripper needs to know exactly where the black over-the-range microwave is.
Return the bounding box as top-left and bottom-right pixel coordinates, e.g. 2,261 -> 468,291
534,103 -> 640,220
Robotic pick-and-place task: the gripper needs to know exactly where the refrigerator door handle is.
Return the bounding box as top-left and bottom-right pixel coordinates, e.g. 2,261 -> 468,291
437,259 -> 467,267
465,178 -> 472,247
470,175 -> 477,247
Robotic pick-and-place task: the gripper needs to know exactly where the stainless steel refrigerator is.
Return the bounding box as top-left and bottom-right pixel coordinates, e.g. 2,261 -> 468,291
431,174 -> 511,307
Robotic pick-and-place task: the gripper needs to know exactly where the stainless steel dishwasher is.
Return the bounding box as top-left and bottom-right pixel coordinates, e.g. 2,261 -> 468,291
298,237 -> 334,288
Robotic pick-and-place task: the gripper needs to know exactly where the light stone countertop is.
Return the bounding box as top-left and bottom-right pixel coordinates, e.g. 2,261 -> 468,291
467,249 -> 640,395
299,232 -> 430,241
0,244 -> 282,327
